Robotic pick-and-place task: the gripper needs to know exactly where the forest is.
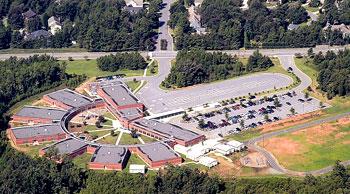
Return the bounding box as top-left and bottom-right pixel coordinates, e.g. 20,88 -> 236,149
97,52 -> 147,72
170,0 -> 350,50
0,0 -> 161,51
0,55 -> 85,130
314,49 -> 350,99
162,49 -> 273,88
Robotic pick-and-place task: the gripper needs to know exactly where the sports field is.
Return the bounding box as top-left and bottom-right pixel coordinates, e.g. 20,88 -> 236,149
260,118 -> 350,171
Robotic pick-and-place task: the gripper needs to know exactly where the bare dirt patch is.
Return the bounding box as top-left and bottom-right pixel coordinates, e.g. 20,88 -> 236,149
240,151 -> 268,168
343,140 -> 350,145
294,123 -> 337,145
260,111 -> 323,133
207,154 -> 240,177
261,137 -> 302,155
338,117 -> 350,126
75,77 -> 96,94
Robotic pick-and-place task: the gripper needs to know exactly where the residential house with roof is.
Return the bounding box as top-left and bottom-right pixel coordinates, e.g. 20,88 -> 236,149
48,16 -> 62,35
323,23 -> 350,38
24,30 -> 52,41
22,9 -> 37,20
8,124 -> 67,145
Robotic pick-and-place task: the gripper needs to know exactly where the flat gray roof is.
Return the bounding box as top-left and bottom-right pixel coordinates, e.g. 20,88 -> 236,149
46,89 -> 92,108
44,138 -> 87,155
133,119 -> 202,142
102,85 -> 139,106
118,107 -> 143,120
91,146 -> 128,164
138,142 -> 178,162
11,124 -> 65,139
15,106 -> 67,121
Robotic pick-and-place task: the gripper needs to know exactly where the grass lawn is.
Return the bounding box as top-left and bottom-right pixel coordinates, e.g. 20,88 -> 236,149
96,132 -> 119,144
84,125 -> 112,131
72,153 -> 92,169
88,130 -> 110,139
64,59 -> 144,78
7,84 -> 67,115
146,60 -> 159,76
294,57 -> 350,115
225,128 -> 262,142
103,111 -> 116,120
261,123 -> 350,171
19,142 -> 52,158
126,80 -> 141,92
139,135 -> 157,143
123,154 -> 147,173
304,5 -> 320,12
119,133 -> 141,145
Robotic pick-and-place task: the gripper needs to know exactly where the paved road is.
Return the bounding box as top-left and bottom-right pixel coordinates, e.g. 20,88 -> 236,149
156,0 -> 174,51
0,45 -> 349,61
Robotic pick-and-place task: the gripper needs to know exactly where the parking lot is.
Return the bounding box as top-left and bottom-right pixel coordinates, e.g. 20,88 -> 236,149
137,73 -> 293,114
170,91 -> 327,138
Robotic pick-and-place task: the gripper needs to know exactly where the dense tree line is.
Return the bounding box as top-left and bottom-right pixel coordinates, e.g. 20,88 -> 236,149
162,49 -> 273,88
0,55 -> 85,129
171,0 -> 350,50
97,52 -> 147,72
0,0 -> 162,51
314,49 -> 350,98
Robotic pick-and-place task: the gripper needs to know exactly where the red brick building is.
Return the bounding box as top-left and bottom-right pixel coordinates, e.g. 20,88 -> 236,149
130,119 -> 205,147
39,138 -> 88,160
8,124 -> 67,145
88,146 -> 130,171
11,106 -> 67,124
43,89 -> 93,110
130,143 -> 182,168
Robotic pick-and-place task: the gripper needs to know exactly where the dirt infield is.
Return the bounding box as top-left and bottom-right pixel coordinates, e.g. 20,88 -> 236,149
260,119 -> 350,171
240,151 -> 268,168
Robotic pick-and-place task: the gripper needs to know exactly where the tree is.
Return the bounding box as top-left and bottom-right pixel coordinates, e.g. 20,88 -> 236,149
319,101 -> 324,108
27,16 -> 42,32
198,119 -> 205,128
264,114 -> 269,122
131,129 -> 138,138
309,0 -> 321,7
307,48 -> 315,58
44,146 -> 60,160
161,39 -> 168,50
98,116 -> 105,123
0,24 -> 10,49
290,107 -> 296,115
304,92 -> 309,99
274,98 -> 281,107
95,120 -> 102,128
182,112 -> 190,121
8,7 -> 24,29
239,119 -> 245,128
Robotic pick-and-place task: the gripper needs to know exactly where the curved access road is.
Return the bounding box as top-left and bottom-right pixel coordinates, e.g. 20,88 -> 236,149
244,55 -> 350,176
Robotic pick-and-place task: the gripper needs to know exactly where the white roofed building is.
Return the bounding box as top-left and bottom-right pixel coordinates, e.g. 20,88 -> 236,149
48,16 -> 62,35
198,156 -> 218,168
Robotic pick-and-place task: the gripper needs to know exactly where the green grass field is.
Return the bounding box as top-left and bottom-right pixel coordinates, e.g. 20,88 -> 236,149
123,154 -> 147,173
146,60 -> 159,76
19,142 -> 52,158
264,123 -> 350,171
119,133 -> 141,145
73,153 -> 92,169
294,57 -> 350,115
96,132 -> 119,144
139,135 -> 157,143
64,59 -> 144,78
126,80 -> 141,92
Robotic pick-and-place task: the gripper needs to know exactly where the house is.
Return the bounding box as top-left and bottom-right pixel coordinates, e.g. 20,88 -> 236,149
226,140 -> 244,151
125,0 -> 144,7
194,0 -> 204,7
48,16 -> 62,35
213,143 -> 235,155
287,23 -> 300,31
24,30 -> 52,41
11,106 -> 67,124
8,124 -> 66,145
22,9 -> 37,20
323,23 -> 350,38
